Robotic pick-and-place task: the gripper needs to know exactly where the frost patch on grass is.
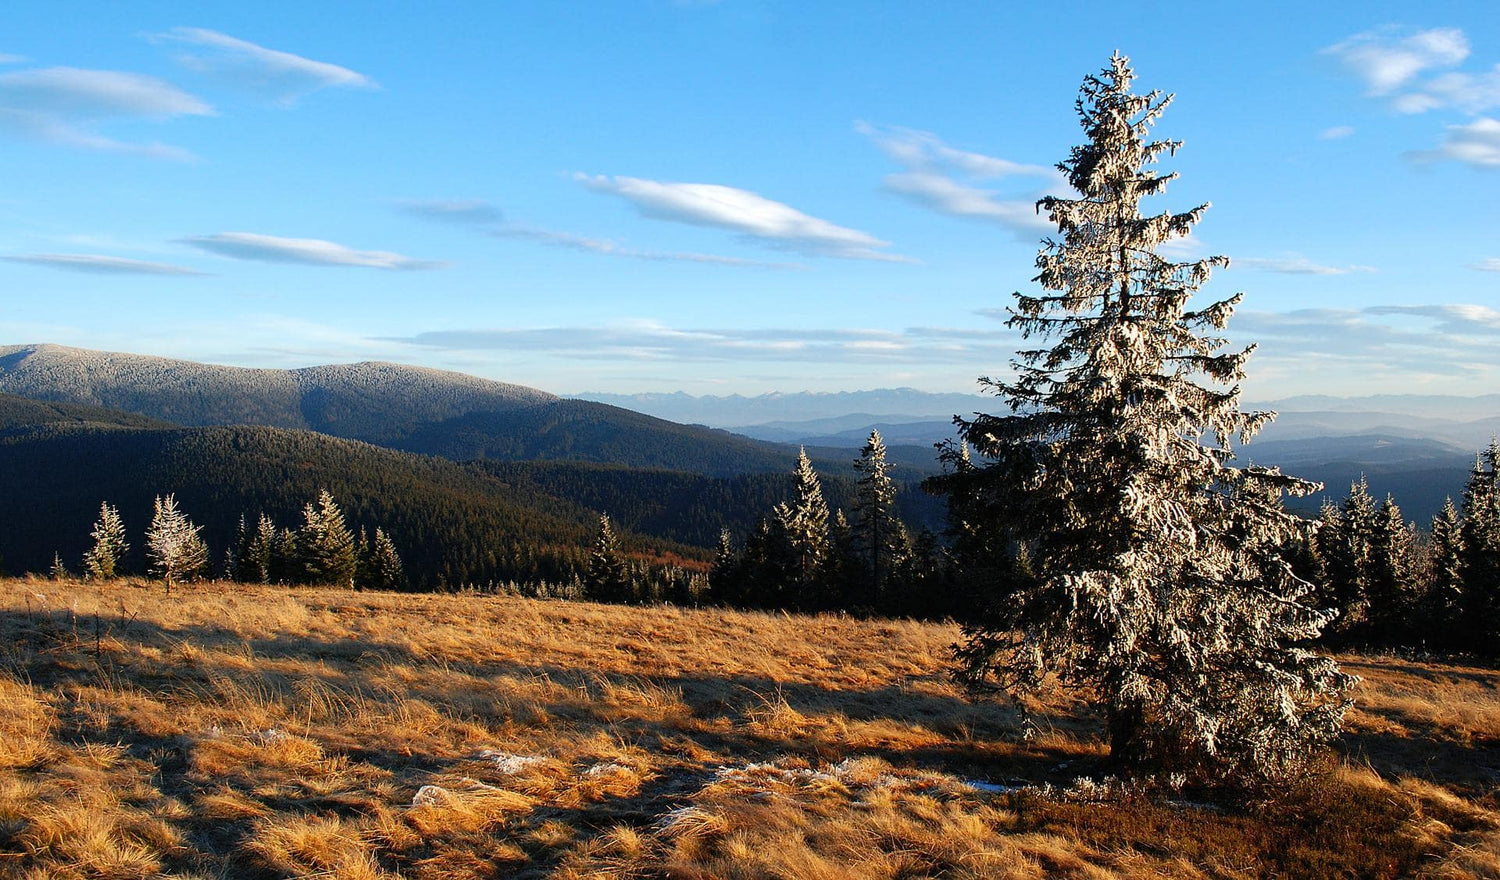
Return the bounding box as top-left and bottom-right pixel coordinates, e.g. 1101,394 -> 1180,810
473,749 -> 546,774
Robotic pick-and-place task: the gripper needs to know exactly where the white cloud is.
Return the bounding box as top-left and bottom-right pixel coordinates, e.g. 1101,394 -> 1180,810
1408,116 -> 1500,167
1323,27 -> 1469,95
493,224 -> 803,269
184,232 -> 443,270
0,54 -> 26,65
1318,125 -> 1355,140
1233,256 -> 1376,276
576,173 -> 908,262
0,67 -> 210,117
1471,258 -> 1500,272
392,321 -> 1022,365
396,198 -> 503,225
152,27 -> 375,101
1231,304 -> 1500,392
857,121 -> 1066,238
3,253 -> 209,276
1392,64 -> 1500,114
0,66 -> 210,158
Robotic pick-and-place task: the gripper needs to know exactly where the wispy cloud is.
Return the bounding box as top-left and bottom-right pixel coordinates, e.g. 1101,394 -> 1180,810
1319,125 -> 1355,140
183,232 -> 443,270
2,253 -> 209,276
396,198 -> 504,225
151,27 -> 376,102
1231,304 -> 1500,391
0,66 -> 211,159
1407,116 -> 1500,167
1324,28 -> 1500,168
0,54 -> 26,65
857,121 -> 1066,238
1471,258 -> 1500,272
492,224 -> 804,269
1233,256 -> 1377,276
1323,27 -> 1470,96
391,320 -> 1020,364
576,173 -> 909,262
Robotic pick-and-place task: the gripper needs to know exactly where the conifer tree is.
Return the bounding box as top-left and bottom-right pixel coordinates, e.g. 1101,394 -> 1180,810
363,527 -> 407,591
146,493 -> 209,589
82,501 -> 129,580
1460,441 -> 1500,655
933,53 -> 1351,786
236,513 -> 276,584
709,528 -> 740,602
1425,498 -> 1466,652
585,514 -> 632,603
297,490 -> 358,586
853,430 -> 906,598
1316,479 -> 1377,639
1366,495 -> 1419,645
770,447 -> 831,607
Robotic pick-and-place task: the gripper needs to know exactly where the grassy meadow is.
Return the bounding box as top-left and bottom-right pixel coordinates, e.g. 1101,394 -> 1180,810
2,577 -> 1499,879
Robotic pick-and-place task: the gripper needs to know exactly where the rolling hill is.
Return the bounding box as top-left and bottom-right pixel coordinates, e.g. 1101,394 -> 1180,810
0,344 -> 941,479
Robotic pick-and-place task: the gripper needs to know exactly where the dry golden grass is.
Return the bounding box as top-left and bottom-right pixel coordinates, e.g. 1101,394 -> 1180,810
2,576 -> 1498,878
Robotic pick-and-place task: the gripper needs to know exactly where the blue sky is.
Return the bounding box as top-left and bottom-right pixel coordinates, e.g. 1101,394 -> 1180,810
2,1 -> 1497,398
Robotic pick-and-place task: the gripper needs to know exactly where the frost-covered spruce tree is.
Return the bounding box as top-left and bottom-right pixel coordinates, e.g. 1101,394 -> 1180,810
770,447 -> 831,606
363,527 -> 407,592
1459,441 -> 1500,655
297,490 -> 357,586
83,501 -> 130,580
853,430 -> 907,597
146,493 -> 209,590
936,53 -> 1353,787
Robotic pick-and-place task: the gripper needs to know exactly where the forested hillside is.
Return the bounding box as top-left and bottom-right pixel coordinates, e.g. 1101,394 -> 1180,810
0,344 -> 940,479
0,420 -> 943,590
0,423 -> 620,587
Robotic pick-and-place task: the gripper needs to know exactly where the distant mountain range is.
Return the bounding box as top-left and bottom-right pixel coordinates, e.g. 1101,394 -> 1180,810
578,386 -> 1497,524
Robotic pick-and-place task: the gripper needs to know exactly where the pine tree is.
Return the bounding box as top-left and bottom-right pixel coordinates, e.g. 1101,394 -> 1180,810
297,490 -> 358,587
770,447 -> 831,608
82,501 -> 129,580
146,493 -> 209,590
932,53 -> 1351,786
585,514 -> 632,603
853,430 -> 906,599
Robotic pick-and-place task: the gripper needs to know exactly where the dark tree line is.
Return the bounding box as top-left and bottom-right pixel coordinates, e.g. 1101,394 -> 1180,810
1311,441 -> 1500,657
705,434 -> 965,618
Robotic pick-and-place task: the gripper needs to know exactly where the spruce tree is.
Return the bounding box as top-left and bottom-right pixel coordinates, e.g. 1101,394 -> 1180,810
1425,498 -> 1466,651
82,501 -> 129,580
364,527 -> 407,592
853,430 -> 907,599
146,493 -> 209,590
237,513 -> 276,584
1366,495 -> 1419,646
770,447 -> 831,608
297,490 -> 358,587
585,514 -> 632,603
933,53 -> 1351,786
1459,441 -> 1500,655
1315,478 -> 1377,640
